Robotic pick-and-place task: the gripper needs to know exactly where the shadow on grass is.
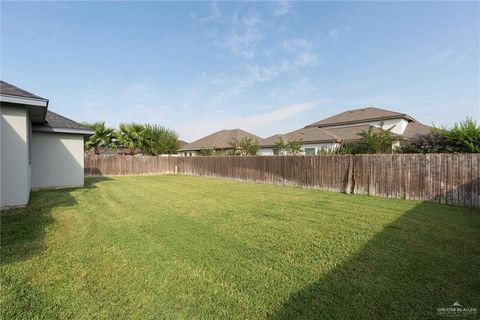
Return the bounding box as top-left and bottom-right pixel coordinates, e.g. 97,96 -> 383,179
269,200 -> 480,319
0,177 -> 112,266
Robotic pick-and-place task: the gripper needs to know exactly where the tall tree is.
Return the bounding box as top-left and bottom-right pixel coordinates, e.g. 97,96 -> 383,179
83,121 -> 116,155
116,123 -> 145,155
142,124 -> 179,155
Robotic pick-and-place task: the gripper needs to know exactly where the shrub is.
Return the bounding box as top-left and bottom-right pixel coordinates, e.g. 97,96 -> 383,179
398,118 -> 480,154
229,137 -> 260,156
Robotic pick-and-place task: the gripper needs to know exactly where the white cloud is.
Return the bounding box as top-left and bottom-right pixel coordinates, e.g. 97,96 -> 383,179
81,81 -> 171,128
278,38 -> 320,70
279,38 -> 311,51
199,37 -> 320,107
430,49 -> 455,64
226,10 -> 264,58
329,29 -> 339,40
197,2 -> 221,23
273,1 -> 293,16
177,100 -> 322,140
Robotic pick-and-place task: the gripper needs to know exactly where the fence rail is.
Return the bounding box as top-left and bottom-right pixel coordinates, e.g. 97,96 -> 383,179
85,154 -> 480,208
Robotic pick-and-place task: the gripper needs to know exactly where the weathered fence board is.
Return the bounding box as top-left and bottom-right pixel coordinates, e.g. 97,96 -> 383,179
85,154 -> 480,208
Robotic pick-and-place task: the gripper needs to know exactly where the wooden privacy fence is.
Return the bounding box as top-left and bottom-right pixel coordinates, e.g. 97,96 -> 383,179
85,154 -> 480,208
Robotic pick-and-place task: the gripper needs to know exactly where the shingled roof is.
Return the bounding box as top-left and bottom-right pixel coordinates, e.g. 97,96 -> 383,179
32,110 -> 94,135
180,129 -> 263,151
0,80 -> 47,101
403,122 -> 433,138
261,127 -> 338,147
306,107 -> 414,128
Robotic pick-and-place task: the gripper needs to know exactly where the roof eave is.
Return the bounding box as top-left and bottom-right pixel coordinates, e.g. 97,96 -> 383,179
32,126 -> 95,136
306,114 -> 414,128
0,94 -> 49,108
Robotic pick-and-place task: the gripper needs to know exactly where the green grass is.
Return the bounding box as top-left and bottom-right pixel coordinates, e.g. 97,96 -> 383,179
1,175 -> 479,319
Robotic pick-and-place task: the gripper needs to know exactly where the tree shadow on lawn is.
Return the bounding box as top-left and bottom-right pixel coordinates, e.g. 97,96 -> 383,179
1,177 -> 112,266
269,200 -> 480,320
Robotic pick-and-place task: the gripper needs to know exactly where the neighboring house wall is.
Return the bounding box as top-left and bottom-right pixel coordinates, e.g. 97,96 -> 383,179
31,132 -> 84,189
181,151 -> 199,157
320,118 -> 409,135
0,104 -> 30,208
259,143 -> 339,155
300,143 -> 339,155
259,148 -> 274,156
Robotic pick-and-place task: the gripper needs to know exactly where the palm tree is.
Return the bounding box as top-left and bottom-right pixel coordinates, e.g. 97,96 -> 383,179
83,121 -> 116,155
116,123 -> 145,155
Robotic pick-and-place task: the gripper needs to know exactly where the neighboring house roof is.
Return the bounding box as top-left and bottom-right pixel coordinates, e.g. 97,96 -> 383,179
178,140 -> 189,148
32,111 -> 94,136
305,107 -> 415,128
403,122 -> 433,138
261,107 -> 429,148
179,129 -> 263,151
0,80 -> 47,101
261,134 -> 284,147
261,127 -> 338,147
321,125 -> 389,141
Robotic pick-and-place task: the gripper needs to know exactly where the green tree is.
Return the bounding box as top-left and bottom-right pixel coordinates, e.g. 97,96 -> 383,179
199,147 -> 216,156
83,121 -> 116,155
143,124 -> 179,155
229,137 -> 260,156
273,139 -> 302,155
398,118 -> 480,154
273,139 -> 287,155
357,121 -> 396,154
437,118 -> 480,153
116,123 -> 145,155
286,141 -> 302,155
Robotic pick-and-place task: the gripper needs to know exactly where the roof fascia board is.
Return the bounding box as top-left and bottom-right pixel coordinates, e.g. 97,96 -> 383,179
306,115 -> 413,128
32,126 -> 94,136
0,94 -> 49,107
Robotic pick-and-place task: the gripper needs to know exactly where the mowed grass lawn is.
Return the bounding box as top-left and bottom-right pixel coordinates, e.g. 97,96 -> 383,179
1,175 -> 479,319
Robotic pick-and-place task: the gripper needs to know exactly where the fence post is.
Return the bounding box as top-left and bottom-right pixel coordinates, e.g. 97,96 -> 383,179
346,155 -> 355,194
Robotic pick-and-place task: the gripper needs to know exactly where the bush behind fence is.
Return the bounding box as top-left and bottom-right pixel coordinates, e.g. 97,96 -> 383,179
85,154 -> 480,208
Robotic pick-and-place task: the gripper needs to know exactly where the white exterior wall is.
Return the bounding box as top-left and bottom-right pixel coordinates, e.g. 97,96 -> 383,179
259,148 -> 274,156
301,143 -> 339,154
1,105 -> 31,208
321,118 -> 409,135
259,143 -> 339,155
31,132 -> 84,189
180,151 -> 199,157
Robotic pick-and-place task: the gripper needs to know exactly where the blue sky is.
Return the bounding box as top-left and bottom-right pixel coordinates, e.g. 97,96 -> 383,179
2,1 -> 478,141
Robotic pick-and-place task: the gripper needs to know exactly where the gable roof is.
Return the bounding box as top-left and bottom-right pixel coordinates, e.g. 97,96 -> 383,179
32,110 -> 94,135
0,80 -> 47,100
261,127 -> 338,147
306,107 -> 415,128
179,129 -> 263,151
178,140 -> 189,148
402,121 -> 433,138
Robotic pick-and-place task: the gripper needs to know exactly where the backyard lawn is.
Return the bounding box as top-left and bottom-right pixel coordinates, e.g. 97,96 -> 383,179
1,175 -> 479,319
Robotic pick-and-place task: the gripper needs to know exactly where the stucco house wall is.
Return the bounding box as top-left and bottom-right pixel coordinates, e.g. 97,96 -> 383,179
259,143 -> 340,156
31,132 -> 85,189
0,104 -> 31,208
300,143 -> 340,155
